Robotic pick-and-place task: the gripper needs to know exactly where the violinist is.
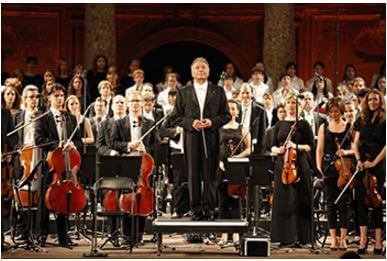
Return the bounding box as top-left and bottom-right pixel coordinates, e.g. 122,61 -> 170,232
217,99 -> 251,246
353,89 -> 386,255
34,83 -> 82,248
316,98 -> 354,251
110,90 -> 155,245
13,85 -> 41,241
270,92 -> 315,247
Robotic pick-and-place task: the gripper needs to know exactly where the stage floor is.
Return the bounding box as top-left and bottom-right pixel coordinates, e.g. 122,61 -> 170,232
2,233 -> 384,259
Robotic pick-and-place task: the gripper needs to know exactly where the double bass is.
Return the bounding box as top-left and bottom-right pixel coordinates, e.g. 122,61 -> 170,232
44,113 -> 87,214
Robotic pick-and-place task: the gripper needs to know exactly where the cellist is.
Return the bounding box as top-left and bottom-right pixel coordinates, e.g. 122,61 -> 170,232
34,83 -> 82,247
110,90 -> 156,245
13,85 -> 41,241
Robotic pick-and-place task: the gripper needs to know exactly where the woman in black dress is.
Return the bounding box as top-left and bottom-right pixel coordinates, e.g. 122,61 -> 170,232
316,98 -> 354,250
217,99 -> 251,246
270,92 -> 315,246
353,89 -> 385,255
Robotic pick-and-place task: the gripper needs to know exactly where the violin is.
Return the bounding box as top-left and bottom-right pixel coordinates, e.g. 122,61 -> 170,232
281,122 -> 299,185
14,146 -> 42,207
334,137 -> 353,189
1,144 -> 14,218
44,113 -> 87,214
363,154 -> 382,208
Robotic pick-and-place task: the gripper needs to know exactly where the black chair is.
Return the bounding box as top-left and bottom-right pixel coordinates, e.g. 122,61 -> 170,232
92,177 -> 136,251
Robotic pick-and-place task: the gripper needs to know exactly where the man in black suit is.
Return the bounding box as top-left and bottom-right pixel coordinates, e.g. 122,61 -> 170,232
34,83 -> 82,248
96,95 -> 126,157
238,83 -> 267,155
110,90 -> 155,245
262,93 -> 279,128
301,91 -> 327,140
173,57 -> 230,221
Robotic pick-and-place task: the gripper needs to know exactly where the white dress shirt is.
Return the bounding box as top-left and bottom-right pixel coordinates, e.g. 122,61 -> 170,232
23,109 -> 36,146
241,102 -> 252,130
223,86 -> 233,100
265,107 -> 274,128
251,82 -> 269,104
50,107 -> 63,141
143,109 -> 154,121
193,81 -> 208,120
129,115 -> 142,142
157,87 -> 170,107
303,110 -> 316,136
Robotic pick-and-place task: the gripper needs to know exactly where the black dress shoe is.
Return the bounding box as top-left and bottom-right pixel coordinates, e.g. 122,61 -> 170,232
374,248 -> 383,255
59,239 -> 78,247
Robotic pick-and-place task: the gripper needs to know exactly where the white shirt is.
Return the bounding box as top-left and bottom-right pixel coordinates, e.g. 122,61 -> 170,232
265,107 -> 274,128
50,107 -> 63,141
251,82 -> 269,104
157,87 -> 170,107
223,86 -> 233,100
113,115 -> 125,121
241,102 -> 252,130
193,81 -> 208,120
129,115 -> 142,142
289,76 -> 304,91
143,109 -> 154,121
303,110 -> 315,136
23,109 -> 36,146
125,84 -> 139,99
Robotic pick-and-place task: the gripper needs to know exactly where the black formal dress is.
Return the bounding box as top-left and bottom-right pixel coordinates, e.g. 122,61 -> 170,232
270,120 -> 315,245
34,110 -> 82,246
322,123 -> 352,229
217,125 -> 244,220
354,116 -> 386,229
173,83 -> 230,220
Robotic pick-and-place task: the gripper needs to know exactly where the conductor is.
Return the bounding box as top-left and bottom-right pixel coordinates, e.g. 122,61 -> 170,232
173,57 -> 230,221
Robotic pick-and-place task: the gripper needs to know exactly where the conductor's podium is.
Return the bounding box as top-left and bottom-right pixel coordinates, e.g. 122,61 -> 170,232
152,219 -> 249,255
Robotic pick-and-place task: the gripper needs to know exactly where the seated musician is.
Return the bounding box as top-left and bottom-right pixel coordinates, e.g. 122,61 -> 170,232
13,85 -> 41,241
217,99 -> 251,246
110,90 -> 155,245
34,83 -> 82,247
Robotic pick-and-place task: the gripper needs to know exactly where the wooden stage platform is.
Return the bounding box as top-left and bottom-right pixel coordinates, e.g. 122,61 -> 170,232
2,233 -> 384,259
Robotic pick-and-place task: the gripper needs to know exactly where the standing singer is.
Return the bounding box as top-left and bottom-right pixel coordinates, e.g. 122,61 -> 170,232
173,57 -> 230,221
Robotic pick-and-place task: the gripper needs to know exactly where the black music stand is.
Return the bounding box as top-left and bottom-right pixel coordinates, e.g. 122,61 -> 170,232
249,155 -> 273,237
99,156 -> 142,249
80,145 -> 96,186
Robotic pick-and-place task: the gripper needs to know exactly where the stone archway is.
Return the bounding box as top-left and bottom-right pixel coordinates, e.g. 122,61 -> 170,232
131,26 -> 252,80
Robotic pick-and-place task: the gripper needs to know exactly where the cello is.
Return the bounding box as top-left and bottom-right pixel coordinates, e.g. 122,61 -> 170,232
1,144 -> 14,218
45,113 -> 87,214
15,146 -> 42,207
103,112 -> 173,215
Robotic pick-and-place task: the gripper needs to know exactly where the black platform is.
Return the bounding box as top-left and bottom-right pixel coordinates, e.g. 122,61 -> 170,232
152,219 -> 249,255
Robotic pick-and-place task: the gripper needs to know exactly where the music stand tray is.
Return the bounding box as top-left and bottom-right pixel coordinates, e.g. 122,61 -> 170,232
98,155 -> 142,183
225,158 -> 249,185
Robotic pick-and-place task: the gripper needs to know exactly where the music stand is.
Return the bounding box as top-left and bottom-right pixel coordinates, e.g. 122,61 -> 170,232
225,158 -> 249,185
99,155 -> 142,249
80,145 -> 96,186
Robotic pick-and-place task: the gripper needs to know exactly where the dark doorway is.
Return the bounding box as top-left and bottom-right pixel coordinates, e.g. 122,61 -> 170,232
141,42 -> 239,89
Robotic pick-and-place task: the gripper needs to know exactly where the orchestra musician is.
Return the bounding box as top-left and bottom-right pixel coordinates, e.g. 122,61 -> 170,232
316,98 -> 354,251
270,92 -> 315,246
217,99 -> 251,246
173,57 -> 230,221
34,83 -> 82,247
353,89 -> 386,255
1,107 -> 17,250
237,82 -> 266,154
12,85 -> 41,241
110,90 -> 155,244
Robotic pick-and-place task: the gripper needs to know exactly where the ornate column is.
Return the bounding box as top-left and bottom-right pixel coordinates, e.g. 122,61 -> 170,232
84,4 -> 116,69
263,4 -> 295,90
